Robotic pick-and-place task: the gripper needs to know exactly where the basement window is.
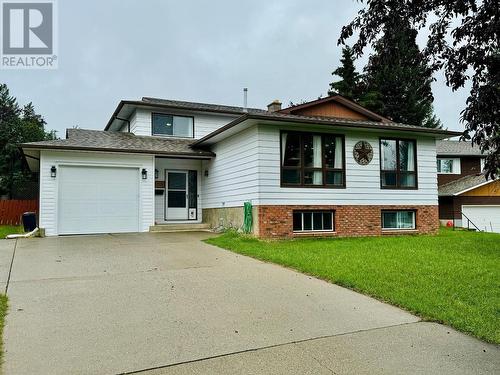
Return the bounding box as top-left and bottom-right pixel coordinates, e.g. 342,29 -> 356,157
293,211 -> 334,232
382,210 -> 416,230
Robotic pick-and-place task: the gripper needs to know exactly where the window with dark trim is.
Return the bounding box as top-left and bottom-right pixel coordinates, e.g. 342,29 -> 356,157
293,211 -> 335,232
380,138 -> 417,189
382,210 -> 416,230
152,113 -> 194,138
281,131 -> 345,187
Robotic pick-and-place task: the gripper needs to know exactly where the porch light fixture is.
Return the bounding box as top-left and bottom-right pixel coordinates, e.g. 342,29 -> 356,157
155,169 -> 159,179
50,165 -> 56,178
141,168 -> 147,180
204,170 -> 209,177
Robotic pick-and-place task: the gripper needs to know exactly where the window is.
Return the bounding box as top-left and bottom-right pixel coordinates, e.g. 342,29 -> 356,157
382,210 -> 416,230
293,211 -> 334,232
437,158 -> 460,174
152,113 -> 194,137
380,139 -> 417,188
281,132 -> 345,187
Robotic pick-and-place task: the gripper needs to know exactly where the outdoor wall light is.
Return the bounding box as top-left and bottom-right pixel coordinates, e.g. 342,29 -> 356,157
204,170 -> 209,177
155,169 -> 159,179
50,165 -> 56,178
141,168 -> 147,180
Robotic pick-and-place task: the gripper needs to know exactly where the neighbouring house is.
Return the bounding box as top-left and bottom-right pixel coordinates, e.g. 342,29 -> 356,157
436,140 -> 500,232
20,95 -> 460,237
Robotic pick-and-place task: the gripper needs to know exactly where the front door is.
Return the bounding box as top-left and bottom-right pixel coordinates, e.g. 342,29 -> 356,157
165,170 -> 188,220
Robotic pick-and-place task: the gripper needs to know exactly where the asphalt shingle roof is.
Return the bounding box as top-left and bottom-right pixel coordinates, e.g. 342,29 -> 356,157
436,140 -> 483,156
438,173 -> 492,196
21,129 -> 214,157
141,97 -> 267,115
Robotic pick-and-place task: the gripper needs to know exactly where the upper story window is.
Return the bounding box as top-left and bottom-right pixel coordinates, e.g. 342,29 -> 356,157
437,158 -> 461,174
152,113 -> 194,138
380,138 -> 417,189
281,131 -> 345,188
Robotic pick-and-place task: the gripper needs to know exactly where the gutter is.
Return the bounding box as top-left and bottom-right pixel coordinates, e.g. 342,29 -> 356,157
104,100 -> 251,131
192,113 -> 463,147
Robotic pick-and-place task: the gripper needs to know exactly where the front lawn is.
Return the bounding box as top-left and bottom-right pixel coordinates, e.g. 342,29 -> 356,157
206,229 -> 500,343
0,226 -> 21,239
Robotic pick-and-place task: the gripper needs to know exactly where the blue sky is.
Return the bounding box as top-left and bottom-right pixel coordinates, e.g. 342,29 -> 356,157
3,0 -> 469,137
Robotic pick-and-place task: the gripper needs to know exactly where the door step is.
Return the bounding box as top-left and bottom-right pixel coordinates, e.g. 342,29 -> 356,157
149,223 -> 211,233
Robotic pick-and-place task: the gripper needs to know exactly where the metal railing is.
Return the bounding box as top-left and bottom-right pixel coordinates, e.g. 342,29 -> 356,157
453,210 -> 482,232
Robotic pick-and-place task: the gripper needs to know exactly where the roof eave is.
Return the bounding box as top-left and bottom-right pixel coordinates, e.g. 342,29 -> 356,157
104,100 -> 249,131
192,113 -> 462,146
20,144 -> 215,159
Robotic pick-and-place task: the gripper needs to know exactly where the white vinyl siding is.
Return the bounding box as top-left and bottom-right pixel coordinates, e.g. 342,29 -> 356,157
39,150 -> 154,236
201,126 -> 259,208
255,125 -> 438,206
128,108 -> 237,139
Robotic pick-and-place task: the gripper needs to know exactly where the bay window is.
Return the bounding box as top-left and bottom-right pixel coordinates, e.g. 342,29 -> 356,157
281,131 -> 345,187
380,138 -> 417,189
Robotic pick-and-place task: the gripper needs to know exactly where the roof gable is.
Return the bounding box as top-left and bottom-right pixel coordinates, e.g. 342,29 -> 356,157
279,95 -> 389,122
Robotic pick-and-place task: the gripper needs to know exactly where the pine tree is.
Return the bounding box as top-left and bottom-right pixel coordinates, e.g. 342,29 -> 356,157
328,46 -> 363,101
0,83 -> 54,197
360,16 -> 442,128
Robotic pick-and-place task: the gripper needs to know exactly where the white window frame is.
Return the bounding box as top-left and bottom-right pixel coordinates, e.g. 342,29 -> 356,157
480,158 -> 486,172
437,158 -> 461,175
293,211 -> 335,232
381,210 -> 416,230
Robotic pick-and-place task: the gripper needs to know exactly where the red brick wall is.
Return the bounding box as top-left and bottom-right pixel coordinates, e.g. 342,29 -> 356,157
257,205 -> 439,238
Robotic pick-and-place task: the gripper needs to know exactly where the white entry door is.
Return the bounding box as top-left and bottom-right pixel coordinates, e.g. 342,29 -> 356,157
58,165 -> 140,235
462,205 -> 500,233
165,171 -> 188,220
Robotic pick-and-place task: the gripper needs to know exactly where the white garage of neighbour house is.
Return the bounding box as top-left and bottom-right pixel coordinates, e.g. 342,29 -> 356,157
21,95 -> 461,237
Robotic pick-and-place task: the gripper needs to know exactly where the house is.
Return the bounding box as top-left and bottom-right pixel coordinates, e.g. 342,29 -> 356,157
436,140 -> 500,232
20,95 -> 460,237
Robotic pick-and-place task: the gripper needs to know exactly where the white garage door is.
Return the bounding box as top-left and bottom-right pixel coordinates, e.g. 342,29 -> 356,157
58,166 -> 140,235
462,205 -> 500,233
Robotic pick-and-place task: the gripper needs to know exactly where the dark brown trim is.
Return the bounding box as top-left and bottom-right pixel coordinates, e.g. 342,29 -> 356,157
192,113 -> 462,147
279,95 -> 390,122
379,138 -> 418,190
104,100 -> 252,131
20,144 -> 214,159
280,130 -> 346,189
151,112 -> 195,138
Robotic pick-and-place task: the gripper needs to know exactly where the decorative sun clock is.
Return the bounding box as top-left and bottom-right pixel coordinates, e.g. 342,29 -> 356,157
353,141 -> 373,165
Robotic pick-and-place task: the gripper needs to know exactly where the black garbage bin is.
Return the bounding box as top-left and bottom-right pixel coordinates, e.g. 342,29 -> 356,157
22,212 -> 37,232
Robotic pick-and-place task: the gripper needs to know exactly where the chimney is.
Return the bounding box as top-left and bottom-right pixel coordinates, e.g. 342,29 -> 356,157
267,100 -> 282,112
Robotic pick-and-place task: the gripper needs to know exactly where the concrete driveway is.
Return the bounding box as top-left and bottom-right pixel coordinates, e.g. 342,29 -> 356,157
1,233 -> 498,375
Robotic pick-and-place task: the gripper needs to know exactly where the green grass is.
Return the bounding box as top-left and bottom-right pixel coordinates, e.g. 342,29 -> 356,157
0,295 -> 6,364
206,228 -> 500,344
0,225 -> 22,239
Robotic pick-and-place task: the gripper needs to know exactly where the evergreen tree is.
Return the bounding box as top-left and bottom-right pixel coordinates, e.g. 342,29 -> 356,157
0,83 -> 55,197
339,0 -> 500,177
328,46 -> 363,101
361,16 -> 442,128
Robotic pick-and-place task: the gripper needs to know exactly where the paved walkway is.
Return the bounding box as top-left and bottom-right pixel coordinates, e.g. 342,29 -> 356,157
1,233 -> 498,374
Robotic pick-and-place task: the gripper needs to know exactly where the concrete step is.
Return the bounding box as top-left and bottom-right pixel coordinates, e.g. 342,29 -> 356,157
149,223 -> 211,233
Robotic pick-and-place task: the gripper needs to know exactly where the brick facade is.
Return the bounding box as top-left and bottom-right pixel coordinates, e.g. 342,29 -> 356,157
256,205 -> 439,238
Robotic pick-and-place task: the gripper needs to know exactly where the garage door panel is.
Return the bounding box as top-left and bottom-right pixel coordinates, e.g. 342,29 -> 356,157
462,205 -> 500,233
58,166 -> 140,235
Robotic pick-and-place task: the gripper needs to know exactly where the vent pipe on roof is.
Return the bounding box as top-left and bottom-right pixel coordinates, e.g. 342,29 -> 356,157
243,88 -> 248,112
